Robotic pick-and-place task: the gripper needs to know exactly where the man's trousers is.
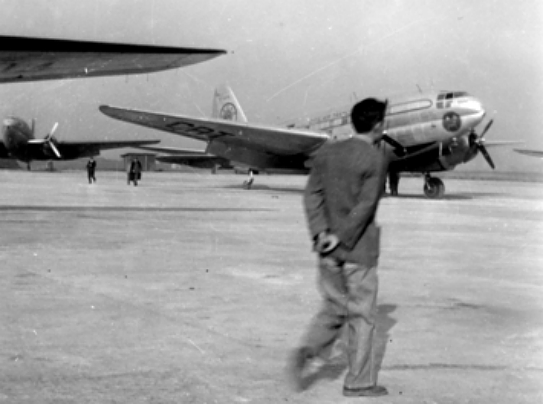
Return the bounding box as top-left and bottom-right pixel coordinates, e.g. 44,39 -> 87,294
302,256 -> 379,389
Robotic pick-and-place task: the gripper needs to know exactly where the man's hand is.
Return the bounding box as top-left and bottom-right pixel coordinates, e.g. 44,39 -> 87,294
314,232 -> 340,254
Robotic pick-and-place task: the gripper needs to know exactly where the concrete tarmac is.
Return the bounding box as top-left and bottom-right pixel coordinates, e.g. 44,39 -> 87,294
0,170 -> 542,403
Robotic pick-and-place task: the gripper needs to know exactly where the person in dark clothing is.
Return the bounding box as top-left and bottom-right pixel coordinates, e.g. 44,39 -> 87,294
86,157 -> 96,184
289,98 -> 389,397
127,158 -> 142,186
136,159 -> 143,181
388,170 -> 399,196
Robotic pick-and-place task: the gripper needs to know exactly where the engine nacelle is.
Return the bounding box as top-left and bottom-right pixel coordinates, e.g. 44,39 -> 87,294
437,136 -> 478,169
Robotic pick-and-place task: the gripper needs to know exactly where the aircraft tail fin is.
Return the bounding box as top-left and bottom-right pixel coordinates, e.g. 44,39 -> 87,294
212,85 -> 248,123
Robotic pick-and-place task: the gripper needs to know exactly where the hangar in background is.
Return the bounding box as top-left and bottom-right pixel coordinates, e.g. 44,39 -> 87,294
121,153 -> 156,172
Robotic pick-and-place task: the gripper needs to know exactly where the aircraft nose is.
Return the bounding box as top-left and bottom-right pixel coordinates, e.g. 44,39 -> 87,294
3,118 -> 16,128
469,97 -> 485,114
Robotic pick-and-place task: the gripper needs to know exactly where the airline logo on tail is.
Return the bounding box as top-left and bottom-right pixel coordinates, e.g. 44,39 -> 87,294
212,85 -> 248,123
220,103 -> 238,121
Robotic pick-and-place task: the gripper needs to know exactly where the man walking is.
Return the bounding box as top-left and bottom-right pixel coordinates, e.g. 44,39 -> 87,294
291,98 -> 389,397
86,157 -> 97,184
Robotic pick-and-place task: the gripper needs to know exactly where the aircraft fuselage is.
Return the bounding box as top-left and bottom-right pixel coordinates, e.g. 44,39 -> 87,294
296,90 -> 485,169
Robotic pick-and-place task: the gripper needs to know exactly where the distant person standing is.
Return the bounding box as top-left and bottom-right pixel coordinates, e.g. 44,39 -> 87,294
290,98 -> 389,397
388,170 -> 399,196
136,159 -> 143,181
86,157 -> 97,184
127,158 -> 141,186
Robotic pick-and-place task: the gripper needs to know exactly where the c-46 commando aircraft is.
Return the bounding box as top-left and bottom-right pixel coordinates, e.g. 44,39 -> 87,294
100,86 -> 515,198
0,117 -> 159,169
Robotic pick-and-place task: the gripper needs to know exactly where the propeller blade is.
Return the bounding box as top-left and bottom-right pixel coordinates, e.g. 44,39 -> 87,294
478,144 -> 495,169
48,122 -> 59,138
48,140 -> 61,158
381,134 -> 407,156
480,119 -> 493,139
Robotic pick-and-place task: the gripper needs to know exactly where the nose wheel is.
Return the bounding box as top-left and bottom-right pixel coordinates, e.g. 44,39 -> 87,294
424,175 -> 445,199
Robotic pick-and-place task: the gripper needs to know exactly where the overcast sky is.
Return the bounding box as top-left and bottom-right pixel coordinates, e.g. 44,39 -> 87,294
0,0 -> 542,172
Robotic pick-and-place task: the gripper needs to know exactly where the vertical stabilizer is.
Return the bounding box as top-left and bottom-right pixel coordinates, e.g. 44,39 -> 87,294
212,85 -> 248,122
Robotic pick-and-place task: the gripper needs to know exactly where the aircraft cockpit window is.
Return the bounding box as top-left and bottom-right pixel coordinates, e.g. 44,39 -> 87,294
437,94 -> 446,101
453,91 -> 468,98
445,93 -> 453,100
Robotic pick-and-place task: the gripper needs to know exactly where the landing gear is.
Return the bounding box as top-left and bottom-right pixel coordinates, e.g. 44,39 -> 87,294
243,169 -> 254,189
423,175 -> 445,199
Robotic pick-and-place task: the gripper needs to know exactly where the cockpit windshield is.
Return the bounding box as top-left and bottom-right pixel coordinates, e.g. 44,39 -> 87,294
437,91 -> 469,108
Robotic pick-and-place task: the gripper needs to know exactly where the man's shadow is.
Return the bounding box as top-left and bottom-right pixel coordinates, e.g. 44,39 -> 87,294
305,303 -> 398,385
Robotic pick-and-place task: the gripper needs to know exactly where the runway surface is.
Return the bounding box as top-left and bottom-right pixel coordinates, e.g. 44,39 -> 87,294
1,170 -> 542,403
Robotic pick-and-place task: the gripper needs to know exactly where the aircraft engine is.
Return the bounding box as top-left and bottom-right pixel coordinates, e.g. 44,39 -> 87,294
437,136 -> 474,169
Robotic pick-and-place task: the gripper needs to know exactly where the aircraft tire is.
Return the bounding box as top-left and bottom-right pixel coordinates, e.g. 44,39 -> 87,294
424,177 -> 445,199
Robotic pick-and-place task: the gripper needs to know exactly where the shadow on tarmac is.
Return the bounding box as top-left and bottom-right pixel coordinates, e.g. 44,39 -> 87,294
384,192 -> 507,200
223,184 -> 304,194
224,185 -> 508,200
0,206 -> 274,212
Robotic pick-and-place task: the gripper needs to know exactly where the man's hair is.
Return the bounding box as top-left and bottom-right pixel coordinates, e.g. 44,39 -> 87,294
350,98 -> 388,134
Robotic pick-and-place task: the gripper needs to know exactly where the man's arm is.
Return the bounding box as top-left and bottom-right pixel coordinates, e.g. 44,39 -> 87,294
303,159 -> 329,239
335,152 -> 386,249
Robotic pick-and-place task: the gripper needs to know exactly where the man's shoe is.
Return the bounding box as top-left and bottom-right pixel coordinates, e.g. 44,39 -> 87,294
343,385 -> 388,397
288,347 -> 328,392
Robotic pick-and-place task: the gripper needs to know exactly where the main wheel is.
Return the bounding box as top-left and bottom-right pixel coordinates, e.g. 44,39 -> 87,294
423,177 -> 445,199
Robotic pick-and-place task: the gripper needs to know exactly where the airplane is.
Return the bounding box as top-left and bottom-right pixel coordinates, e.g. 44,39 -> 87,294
99,85 -> 518,198
0,35 -> 225,170
0,116 -> 160,169
0,35 -> 226,84
135,145 -> 232,173
514,149 -> 543,158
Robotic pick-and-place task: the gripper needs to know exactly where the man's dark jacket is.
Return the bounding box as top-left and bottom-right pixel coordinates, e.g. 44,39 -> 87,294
304,137 -> 387,266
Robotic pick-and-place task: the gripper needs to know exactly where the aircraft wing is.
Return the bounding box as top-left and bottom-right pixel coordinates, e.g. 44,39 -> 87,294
99,106 -> 330,156
0,35 -> 226,84
56,139 -> 161,151
484,141 -> 524,147
135,145 -> 231,167
135,145 -> 210,156
514,149 -> 543,158
25,139 -> 161,159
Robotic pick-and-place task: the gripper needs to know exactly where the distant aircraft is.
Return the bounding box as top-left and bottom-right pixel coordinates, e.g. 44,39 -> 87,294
514,149 -> 543,158
0,117 -> 159,170
135,145 -> 232,173
99,86 -> 519,198
0,35 -> 226,84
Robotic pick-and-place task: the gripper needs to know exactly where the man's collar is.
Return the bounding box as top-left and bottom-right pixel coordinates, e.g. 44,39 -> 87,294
354,134 -> 374,145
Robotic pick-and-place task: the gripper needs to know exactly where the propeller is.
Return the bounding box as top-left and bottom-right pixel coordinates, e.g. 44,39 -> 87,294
27,122 -> 61,158
43,122 -> 61,158
469,119 -> 494,169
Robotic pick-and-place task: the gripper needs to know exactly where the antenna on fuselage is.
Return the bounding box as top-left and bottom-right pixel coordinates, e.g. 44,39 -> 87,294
416,84 -> 423,93
30,118 -> 35,138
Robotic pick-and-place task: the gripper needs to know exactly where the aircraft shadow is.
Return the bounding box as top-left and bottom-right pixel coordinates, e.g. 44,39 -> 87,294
223,184 -> 304,194
224,185 -> 507,200
385,192 -> 506,201
0,205 -> 272,212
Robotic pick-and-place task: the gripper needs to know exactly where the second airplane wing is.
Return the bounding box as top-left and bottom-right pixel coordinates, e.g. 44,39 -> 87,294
99,105 -> 330,156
